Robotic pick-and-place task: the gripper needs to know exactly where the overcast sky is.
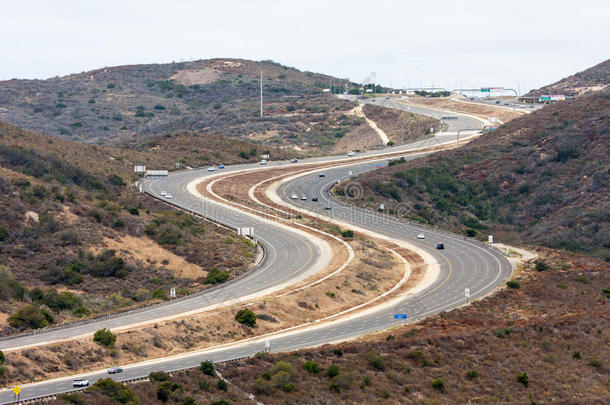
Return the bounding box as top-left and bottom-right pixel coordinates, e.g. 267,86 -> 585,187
2,0 -> 608,93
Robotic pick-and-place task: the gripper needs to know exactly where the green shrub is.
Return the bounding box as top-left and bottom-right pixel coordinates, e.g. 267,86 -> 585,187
329,383 -> 340,392
365,351 -> 386,370
574,275 -> 588,284
93,328 -> 116,348
333,349 -> 343,357
0,351 -> 4,365
325,291 -> 336,298
156,385 -> 169,402
235,309 -> 257,327
303,360 -> 321,374
211,400 -> 229,405
327,364 -> 340,378
199,360 -> 215,376
516,372 -> 529,386
92,378 -> 139,404
204,268 -> 230,285
8,304 -> 53,329
216,379 -> 228,391
341,229 -> 354,238
572,351 -> 581,359
506,280 -> 520,289
431,378 -> 445,392
465,228 -> 477,237
183,396 -> 195,405
466,370 -> 479,379
362,375 -> 372,386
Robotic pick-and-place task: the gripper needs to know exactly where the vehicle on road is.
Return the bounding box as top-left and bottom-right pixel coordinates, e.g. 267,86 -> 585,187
495,101 -> 500,104
290,158 -> 298,163
347,151 -> 356,157
218,164 -> 225,169
208,166 -> 215,172
417,233 -> 425,239
107,366 -> 123,374
301,194 -> 307,200
324,205 -> 331,210
165,194 -> 173,199
260,159 -> 267,165
319,173 -> 325,177
436,242 -> 445,249
160,191 -> 167,196
291,193 -> 298,199
312,197 -> 318,202
72,378 -> 89,387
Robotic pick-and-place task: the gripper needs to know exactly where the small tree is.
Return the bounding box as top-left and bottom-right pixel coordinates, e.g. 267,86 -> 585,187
93,328 -> 116,348
303,360 -> 321,374
235,309 -> 257,327
199,360 -> 215,376
506,280 -> 520,289
516,372 -> 529,386
327,364 -> 340,378
431,378 -> 445,392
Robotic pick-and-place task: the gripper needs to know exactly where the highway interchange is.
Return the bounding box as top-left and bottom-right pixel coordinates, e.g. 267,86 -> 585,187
0,98 -> 512,403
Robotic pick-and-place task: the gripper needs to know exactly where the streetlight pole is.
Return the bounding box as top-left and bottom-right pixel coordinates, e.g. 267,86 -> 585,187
260,71 -> 263,118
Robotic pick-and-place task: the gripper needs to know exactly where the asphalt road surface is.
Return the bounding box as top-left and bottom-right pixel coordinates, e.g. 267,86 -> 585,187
0,99 -> 511,403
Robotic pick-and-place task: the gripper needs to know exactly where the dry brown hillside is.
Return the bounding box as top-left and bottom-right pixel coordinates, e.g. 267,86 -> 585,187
337,90 -> 609,260
0,122 -> 256,335
525,58 -> 609,97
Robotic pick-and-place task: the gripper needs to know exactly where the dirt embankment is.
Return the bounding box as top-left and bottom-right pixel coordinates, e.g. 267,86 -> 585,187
362,104 -> 438,144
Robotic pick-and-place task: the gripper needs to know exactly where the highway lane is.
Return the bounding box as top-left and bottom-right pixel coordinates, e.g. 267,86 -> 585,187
0,99 -> 511,403
278,158 -> 510,318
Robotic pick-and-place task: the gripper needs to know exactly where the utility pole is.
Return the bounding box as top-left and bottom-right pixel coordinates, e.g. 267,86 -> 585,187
260,71 -> 263,117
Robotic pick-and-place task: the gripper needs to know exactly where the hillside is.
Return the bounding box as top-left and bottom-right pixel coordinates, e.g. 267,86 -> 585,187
336,90 -> 609,260
0,59 -> 380,154
525,58 -> 609,97
0,122 -> 256,334
49,250 -> 609,404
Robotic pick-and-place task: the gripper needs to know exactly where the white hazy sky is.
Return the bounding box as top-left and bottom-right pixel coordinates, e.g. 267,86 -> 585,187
2,0 -> 609,93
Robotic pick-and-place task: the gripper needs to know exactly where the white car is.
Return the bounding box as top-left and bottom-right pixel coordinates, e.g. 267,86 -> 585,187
165,194 -> 173,199
291,193 -> 298,199
208,166 -> 215,172
73,378 -> 89,387
301,194 -> 307,200
417,233 -> 425,239
347,151 -> 356,157
160,191 -> 167,196
260,159 -> 267,165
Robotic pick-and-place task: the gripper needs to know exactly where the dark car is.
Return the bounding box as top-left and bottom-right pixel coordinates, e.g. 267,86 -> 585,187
319,173 -> 326,177
495,101 -> 500,104
107,366 -> 123,374
436,243 -> 445,250
324,206 -> 331,210
312,197 -> 318,202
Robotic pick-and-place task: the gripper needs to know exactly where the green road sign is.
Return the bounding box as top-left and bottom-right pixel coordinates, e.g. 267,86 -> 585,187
481,88 -> 491,92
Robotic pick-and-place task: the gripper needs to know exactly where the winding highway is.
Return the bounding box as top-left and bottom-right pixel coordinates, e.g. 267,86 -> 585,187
0,98 -> 511,403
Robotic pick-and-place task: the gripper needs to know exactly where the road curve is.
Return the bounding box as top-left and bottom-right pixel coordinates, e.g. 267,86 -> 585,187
0,99 -> 511,403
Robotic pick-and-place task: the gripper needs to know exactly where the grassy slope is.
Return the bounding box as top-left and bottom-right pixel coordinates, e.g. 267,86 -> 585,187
0,122 -> 256,334
52,251 -> 609,404
0,58 -> 375,154
339,90 -> 609,260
